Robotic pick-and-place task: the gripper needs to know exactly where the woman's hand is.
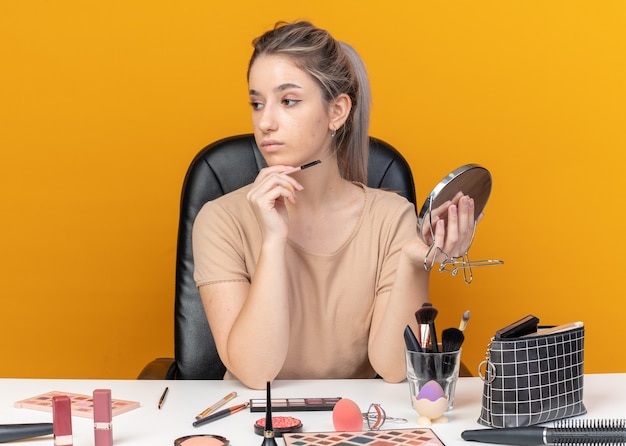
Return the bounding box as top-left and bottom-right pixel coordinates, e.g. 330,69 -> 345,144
420,191 -> 464,246
246,166 -> 304,240
431,194 -> 478,260
407,193 -> 483,266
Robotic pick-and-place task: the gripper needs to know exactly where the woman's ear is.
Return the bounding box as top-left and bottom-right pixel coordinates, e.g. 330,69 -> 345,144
328,93 -> 352,132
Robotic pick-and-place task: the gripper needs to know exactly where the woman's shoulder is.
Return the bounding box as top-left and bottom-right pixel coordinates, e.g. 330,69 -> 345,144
358,184 -> 417,240
195,184 -> 254,224
361,184 -> 415,211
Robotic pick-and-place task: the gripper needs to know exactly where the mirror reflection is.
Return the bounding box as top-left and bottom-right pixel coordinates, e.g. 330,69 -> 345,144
417,164 -> 503,284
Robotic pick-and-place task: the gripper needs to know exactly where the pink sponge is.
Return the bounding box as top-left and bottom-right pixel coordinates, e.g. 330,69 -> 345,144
332,398 -> 363,431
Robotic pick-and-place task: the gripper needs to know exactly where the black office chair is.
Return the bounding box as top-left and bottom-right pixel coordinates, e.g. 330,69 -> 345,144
138,134 -> 416,380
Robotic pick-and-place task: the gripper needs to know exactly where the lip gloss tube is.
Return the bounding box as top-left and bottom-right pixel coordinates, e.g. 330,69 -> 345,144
94,389 -> 113,446
52,395 -> 73,446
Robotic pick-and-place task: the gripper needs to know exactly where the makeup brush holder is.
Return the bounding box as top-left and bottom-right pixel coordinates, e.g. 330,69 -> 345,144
405,348 -> 461,412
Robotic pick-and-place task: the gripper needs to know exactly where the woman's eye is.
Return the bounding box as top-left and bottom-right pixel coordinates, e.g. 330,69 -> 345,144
283,99 -> 300,107
249,101 -> 264,110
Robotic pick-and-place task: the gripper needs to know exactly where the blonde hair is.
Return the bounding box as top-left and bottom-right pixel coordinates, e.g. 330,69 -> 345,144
248,21 -> 371,183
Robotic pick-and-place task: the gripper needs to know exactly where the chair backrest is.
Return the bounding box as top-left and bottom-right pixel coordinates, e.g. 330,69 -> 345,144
174,134 -> 416,379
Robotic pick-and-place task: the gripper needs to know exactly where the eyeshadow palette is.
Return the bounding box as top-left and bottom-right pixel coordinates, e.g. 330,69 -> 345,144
283,428 -> 445,446
14,390 -> 140,418
249,397 -> 341,412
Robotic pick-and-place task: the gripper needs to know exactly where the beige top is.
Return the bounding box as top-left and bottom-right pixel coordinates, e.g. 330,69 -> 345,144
192,183 -> 417,380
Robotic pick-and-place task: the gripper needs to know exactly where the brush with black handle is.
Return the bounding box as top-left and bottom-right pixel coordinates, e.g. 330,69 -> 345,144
404,325 -> 422,353
441,327 -> 464,375
462,419 -> 626,445
0,423 -> 53,443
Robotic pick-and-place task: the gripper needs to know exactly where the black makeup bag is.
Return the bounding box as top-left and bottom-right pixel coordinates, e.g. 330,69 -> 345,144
477,325 -> 586,428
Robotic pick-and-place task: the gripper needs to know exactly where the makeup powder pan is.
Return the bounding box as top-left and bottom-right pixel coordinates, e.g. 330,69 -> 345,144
254,416 -> 303,437
174,434 -> 229,446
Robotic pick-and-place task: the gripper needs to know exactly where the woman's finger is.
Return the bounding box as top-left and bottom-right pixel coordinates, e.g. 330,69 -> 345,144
456,196 -> 472,244
445,203 -> 460,252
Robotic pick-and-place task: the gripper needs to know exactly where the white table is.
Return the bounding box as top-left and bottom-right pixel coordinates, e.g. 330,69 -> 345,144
1,374 -> 623,445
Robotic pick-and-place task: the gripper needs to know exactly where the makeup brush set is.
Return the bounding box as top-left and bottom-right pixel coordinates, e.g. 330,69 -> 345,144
404,303 -> 468,354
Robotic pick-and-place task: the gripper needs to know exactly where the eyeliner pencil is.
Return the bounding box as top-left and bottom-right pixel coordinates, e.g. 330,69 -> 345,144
158,387 -> 169,409
192,402 -> 249,427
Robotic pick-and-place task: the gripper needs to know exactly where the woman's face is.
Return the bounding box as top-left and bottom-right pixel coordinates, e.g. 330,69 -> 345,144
248,54 -> 332,167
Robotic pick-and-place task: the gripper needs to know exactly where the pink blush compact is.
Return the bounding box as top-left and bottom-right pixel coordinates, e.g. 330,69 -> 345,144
254,416 -> 303,437
174,434 -> 229,446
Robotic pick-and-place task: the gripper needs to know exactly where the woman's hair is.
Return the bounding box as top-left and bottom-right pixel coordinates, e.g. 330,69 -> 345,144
248,21 -> 371,184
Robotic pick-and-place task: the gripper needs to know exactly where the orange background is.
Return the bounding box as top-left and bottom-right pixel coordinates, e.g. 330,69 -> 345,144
1,1 -> 624,379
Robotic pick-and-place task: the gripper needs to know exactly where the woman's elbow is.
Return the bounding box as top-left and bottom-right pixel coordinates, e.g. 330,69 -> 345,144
228,363 -> 280,390
371,357 -> 407,383
378,369 -> 407,384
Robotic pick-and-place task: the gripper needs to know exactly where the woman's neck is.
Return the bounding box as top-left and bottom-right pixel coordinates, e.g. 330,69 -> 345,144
285,168 -> 365,253
286,159 -> 351,212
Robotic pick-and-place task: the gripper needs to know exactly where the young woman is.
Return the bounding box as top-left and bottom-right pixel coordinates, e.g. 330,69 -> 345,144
192,21 -> 476,389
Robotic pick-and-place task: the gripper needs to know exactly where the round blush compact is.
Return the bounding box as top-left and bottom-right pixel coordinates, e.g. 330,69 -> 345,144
174,434 -> 229,446
254,416 -> 303,437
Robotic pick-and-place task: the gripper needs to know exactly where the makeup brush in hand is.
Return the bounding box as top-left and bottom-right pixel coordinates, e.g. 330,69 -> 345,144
415,303 -> 439,352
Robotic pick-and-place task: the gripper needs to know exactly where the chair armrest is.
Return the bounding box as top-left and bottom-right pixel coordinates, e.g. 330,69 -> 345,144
137,357 -> 178,380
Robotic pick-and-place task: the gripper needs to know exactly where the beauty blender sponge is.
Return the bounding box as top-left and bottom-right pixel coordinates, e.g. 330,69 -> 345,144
417,380 -> 445,402
332,398 -> 363,431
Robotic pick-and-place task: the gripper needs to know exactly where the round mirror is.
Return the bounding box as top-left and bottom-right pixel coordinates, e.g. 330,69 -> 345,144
417,164 -> 492,239
417,164 -> 502,284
